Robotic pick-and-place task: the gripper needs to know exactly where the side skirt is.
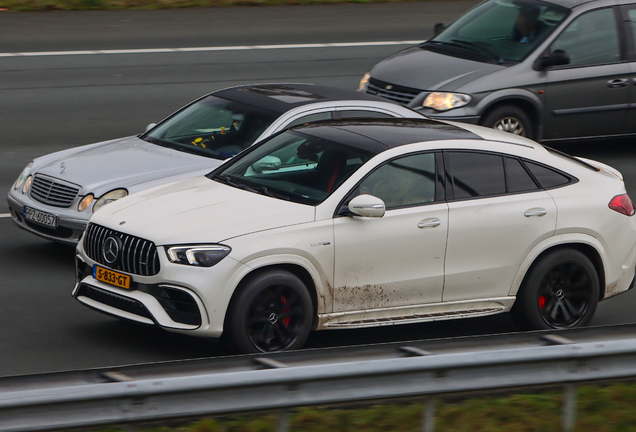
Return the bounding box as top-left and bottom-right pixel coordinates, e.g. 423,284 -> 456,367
317,297 -> 516,329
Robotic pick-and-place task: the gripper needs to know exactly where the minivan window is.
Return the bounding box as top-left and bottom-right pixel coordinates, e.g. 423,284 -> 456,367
449,152 -> 506,199
550,8 -> 620,66
428,0 -> 568,63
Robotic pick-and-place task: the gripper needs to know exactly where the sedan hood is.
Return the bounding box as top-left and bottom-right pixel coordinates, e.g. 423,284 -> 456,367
35,136 -> 220,194
370,46 -> 505,92
90,176 -> 315,245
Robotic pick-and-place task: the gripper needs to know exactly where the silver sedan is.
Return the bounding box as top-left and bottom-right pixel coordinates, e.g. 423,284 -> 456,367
7,83 -> 423,244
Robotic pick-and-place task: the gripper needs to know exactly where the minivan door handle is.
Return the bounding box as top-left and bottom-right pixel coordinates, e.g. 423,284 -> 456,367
607,78 -> 628,88
418,218 -> 441,228
524,208 -> 547,217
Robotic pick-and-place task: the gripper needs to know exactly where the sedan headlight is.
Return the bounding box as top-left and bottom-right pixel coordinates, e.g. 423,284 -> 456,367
359,73 -> 370,91
14,162 -> 33,190
423,92 -> 472,111
166,245 -> 231,267
77,194 -> 94,212
22,175 -> 33,194
93,189 -> 128,213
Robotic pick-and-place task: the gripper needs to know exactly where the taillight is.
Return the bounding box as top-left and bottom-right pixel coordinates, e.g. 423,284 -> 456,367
609,194 -> 635,216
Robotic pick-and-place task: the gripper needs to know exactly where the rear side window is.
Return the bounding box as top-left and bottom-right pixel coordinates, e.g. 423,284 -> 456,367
449,152 -> 505,199
524,161 -> 570,188
505,157 -> 539,193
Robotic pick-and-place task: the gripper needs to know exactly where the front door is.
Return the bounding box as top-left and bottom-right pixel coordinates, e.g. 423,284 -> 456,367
333,152 -> 448,313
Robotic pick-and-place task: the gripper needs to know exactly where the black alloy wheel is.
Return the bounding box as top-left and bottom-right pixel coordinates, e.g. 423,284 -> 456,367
511,249 -> 599,330
226,270 -> 313,353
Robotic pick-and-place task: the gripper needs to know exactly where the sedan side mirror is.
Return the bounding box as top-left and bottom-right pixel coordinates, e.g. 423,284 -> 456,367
348,195 -> 386,218
434,22 -> 446,36
537,49 -> 570,70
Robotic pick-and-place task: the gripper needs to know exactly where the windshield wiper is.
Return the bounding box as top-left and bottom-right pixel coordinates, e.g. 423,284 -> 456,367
252,185 -> 290,201
450,39 -> 501,64
215,174 -> 258,193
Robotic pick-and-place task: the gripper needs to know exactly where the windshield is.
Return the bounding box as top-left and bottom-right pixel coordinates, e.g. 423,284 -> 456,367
427,0 -> 568,63
142,96 -> 279,160
209,130 -> 374,206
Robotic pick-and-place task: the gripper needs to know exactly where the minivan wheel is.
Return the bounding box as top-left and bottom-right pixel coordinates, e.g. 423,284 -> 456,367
225,270 -> 313,353
511,249 -> 599,330
482,105 -> 533,140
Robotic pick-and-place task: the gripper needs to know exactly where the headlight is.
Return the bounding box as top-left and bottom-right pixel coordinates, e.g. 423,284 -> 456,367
166,245 -> 231,267
77,194 -> 94,212
423,92 -> 472,111
14,162 -> 33,190
93,189 -> 128,213
359,73 -> 370,91
22,175 -> 33,194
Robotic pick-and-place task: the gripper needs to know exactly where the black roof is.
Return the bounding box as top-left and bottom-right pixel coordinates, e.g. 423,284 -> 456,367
291,118 -> 483,153
213,83 -> 391,114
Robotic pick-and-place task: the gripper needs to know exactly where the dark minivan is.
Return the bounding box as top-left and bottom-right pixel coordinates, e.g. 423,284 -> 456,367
360,0 -> 636,142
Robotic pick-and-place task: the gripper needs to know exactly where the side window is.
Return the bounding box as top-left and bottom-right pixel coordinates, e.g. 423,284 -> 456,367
550,8 -> 620,66
336,110 -> 396,119
449,152 -> 505,199
626,9 -> 636,55
285,112 -> 332,129
523,161 -> 570,188
505,157 -> 539,193
353,153 -> 436,209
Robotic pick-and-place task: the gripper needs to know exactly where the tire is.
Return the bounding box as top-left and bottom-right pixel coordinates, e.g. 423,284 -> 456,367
481,105 -> 533,140
511,249 -> 599,330
225,270 -> 313,353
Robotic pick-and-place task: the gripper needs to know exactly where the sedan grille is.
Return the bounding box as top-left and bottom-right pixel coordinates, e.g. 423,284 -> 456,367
84,223 -> 160,276
366,78 -> 421,105
30,174 -> 80,208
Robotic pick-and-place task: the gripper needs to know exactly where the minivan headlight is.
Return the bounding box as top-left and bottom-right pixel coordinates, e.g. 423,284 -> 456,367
423,92 -> 472,111
359,73 -> 370,91
93,189 -> 128,213
166,245 -> 231,267
14,162 -> 33,190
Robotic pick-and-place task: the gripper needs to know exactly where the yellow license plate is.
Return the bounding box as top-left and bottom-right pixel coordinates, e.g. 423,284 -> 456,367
93,265 -> 131,289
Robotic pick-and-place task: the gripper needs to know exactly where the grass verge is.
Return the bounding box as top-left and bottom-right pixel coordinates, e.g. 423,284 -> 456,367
93,382 -> 636,432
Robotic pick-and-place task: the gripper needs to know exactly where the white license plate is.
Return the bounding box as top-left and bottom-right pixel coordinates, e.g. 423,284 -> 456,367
23,206 -> 58,228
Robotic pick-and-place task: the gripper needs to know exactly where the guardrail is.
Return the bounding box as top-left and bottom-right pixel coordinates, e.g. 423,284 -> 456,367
3,333 -> 636,432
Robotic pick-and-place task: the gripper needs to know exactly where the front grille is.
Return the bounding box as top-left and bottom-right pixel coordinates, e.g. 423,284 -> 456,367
30,174 -> 80,208
77,284 -> 154,322
84,223 -> 160,276
366,78 -> 421,105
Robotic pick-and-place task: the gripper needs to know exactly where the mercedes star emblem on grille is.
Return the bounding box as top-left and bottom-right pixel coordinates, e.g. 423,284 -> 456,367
102,236 -> 122,264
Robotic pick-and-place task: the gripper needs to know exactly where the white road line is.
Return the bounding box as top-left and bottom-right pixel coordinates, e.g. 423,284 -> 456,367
0,213 -> 11,218
0,40 -> 421,58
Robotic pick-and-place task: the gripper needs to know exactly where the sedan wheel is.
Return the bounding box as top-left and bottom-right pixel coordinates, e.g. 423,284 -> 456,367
226,270 -> 313,353
511,249 -> 599,330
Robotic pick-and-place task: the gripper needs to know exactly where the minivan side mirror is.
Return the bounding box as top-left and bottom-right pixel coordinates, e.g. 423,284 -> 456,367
537,49 -> 570,70
434,22 -> 446,36
348,195 -> 386,218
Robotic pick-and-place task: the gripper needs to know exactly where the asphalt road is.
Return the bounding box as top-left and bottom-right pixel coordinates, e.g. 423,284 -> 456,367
1,2 -> 636,377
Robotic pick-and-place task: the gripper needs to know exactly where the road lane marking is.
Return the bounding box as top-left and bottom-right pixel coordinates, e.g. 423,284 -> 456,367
0,40 -> 422,58
0,213 -> 11,218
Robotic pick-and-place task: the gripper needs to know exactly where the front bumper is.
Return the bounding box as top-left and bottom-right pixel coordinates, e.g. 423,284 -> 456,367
7,191 -> 88,245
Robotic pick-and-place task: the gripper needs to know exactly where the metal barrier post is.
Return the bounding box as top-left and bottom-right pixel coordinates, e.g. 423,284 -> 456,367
422,398 -> 436,432
563,384 -> 576,432
278,409 -> 289,432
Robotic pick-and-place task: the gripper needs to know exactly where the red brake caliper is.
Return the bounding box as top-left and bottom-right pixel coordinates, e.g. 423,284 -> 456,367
281,295 -> 290,326
538,296 -> 547,309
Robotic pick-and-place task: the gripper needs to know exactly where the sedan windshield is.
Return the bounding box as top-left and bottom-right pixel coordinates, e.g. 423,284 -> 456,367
142,96 -> 279,160
426,0 -> 568,63
210,130 -> 374,206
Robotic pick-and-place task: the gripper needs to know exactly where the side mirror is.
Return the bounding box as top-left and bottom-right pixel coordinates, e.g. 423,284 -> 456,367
434,22 -> 446,36
146,123 -> 157,132
251,156 -> 281,173
348,195 -> 386,218
537,49 -> 570,70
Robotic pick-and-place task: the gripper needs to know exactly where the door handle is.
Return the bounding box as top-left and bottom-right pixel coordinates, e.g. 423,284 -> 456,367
418,218 -> 441,228
607,78 -> 628,88
524,208 -> 547,217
